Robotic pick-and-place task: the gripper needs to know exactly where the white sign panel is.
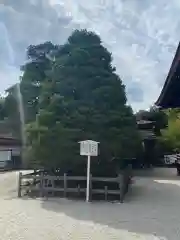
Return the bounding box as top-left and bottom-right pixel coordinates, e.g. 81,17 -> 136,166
79,140 -> 100,202
79,140 -> 99,156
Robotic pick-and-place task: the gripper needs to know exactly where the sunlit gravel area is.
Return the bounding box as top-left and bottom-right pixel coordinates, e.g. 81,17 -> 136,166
0,169 -> 180,239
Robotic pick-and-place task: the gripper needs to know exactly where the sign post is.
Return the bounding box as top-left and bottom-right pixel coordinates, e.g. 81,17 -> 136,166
79,140 -> 99,202
86,155 -> 91,202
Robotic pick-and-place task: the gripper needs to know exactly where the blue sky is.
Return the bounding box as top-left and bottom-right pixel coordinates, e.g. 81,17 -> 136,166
0,0 -> 180,111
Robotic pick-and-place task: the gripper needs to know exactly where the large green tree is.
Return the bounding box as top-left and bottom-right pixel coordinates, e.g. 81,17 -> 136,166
26,30 -> 141,175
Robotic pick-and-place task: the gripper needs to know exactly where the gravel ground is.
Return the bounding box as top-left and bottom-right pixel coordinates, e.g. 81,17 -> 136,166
0,169 -> 180,239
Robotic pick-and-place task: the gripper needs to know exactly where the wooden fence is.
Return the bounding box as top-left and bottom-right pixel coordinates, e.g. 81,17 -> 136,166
18,169 -> 132,202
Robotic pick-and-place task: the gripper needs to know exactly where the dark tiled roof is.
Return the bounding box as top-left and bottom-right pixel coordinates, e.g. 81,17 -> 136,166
156,42 -> 180,108
0,138 -> 21,146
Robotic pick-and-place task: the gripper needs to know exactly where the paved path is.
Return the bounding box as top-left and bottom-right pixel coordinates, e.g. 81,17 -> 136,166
0,169 -> 180,239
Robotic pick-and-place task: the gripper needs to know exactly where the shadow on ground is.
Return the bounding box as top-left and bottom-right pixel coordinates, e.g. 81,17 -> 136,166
39,173 -> 180,240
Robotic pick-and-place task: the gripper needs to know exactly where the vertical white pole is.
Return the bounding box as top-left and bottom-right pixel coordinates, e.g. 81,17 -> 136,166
86,155 -> 91,202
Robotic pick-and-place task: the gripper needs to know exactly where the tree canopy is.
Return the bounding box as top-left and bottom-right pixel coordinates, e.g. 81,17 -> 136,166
3,29 -> 141,175
23,29 -> 140,174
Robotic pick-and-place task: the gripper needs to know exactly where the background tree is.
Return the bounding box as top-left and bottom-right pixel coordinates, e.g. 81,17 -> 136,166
136,107 -> 167,136
136,107 -> 168,166
27,29 -> 141,175
0,87 -> 22,138
0,96 -> 6,120
0,42 -> 59,139
160,108 -> 180,153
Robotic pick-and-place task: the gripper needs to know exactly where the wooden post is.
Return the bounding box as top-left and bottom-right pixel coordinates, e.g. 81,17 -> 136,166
40,172 -> 44,198
118,173 -> 124,203
18,172 -> 22,198
64,173 -> 67,198
52,179 -> 55,197
104,186 -> 108,201
77,184 -> 81,197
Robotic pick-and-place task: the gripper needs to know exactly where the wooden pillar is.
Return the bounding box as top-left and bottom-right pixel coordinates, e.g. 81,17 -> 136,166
40,172 -> 44,198
18,172 -> 22,198
64,173 -> 67,198
118,173 -> 124,203
77,184 -> 81,197
104,186 -> 108,201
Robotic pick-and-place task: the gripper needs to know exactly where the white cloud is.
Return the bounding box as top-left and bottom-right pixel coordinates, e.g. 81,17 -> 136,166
58,0 -> 180,110
0,0 -> 180,111
0,22 -> 14,64
0,65 -> 20,90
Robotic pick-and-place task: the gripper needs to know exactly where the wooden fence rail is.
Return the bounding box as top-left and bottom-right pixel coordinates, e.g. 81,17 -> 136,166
18,170 -> 132,202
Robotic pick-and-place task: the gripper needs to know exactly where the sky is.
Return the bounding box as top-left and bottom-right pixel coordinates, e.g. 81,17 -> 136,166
0,0 -> 180,111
